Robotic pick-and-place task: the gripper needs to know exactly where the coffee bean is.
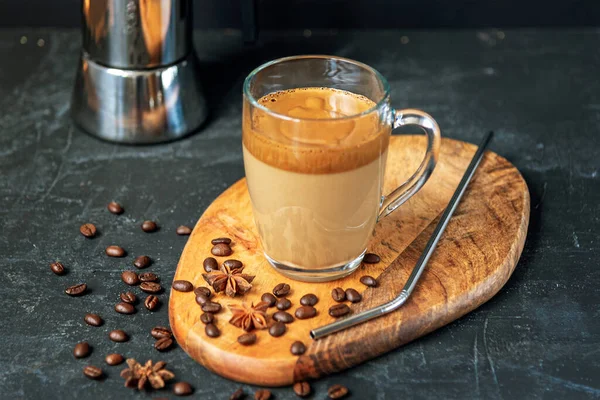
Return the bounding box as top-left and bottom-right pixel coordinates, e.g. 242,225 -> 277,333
295,306 -> 317,319
104,353 -> 124,366
273,283 -> 291,297
211,237 -> 232,245
202,301 -> 221,313
50,261 -> 66,275
140,282 -> 162,293
172,280 -> 193,292
120,291 -> 136,304
205,323 -> 220,338
115,302 -> 135,314
237,332 -> 257,346
194,286 -> 212,298
290,341 -> 306,355
84,313 -> 103,327
254,389 -> 272,400
139,272 -> 159,282
121,270 -> 140,285
79,223 -> 97,238
331,287 -> 346,302
133,255 -> 151,269
106,245 -> 126,257
195,294 -> 209,306
65,283 -> 87,296
83,365 -> 103,380
230,388 -> 245,400
154,336 -> 173,352
363,253 -> 380,264
328,384 -> 349,399
211,243 -> 232,256
260,292 -> 277,307
151,326 -> 172,339
200,313 -> 214,324
109,329 -> 128,342
73,341 -> 90,358
223,259 -> 243,269
203,257 -> 219,272
141,220 -> 158,232
173,381 -> 193,396
144,295 -> 159,311
269,321 -> 286,337
329,303 -> 351,318
107,201 -> 124,214
345,288 -> 362,303
360,275 -> 378,287
300,293 -> 318,306
272,311 -> 294,323
276,297 -> 292,310
176,225 -> 192,235
293,381 -> 311,397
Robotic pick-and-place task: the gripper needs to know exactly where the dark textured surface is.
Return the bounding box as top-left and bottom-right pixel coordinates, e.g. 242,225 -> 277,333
0,28 -> 598,399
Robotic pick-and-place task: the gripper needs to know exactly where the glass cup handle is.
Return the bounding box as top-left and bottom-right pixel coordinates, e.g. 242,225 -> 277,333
378,109 -> 442,220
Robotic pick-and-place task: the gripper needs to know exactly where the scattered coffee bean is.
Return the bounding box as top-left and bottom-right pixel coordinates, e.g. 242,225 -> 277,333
139,272 -> 159,282
65,283 -> 87,296
79,223 -> 97,238
211,237 -> 232,245
200,313 -> 214,324
172,280 -> 193,292
194,286 -> 212,298
73,341 -> 91,358
331,287 -> 346,302
144,295 -> 159,311
295,306 -> 317,319
205,323 -> 220,338
121,270 -> 140,286
203,257 -> 219,272
269,321 -> 286,337
254,389 -> 272,400
106,245 -> 126,257
140,282 -> 162,293
115,302 -> 135,315
151,326 -> 172,339
329,304 -> 351,318
173,381 -> 193,396
261,292 -> 277,307
290,341 -> 306,355
120,291 -> 136,304
109,329 -> 128,342
133,255 -> 151,269
84,313 -> 103,327
154,336 -> 174,352
360,275 -> 378,287
328,384 -> 349,399
105,353 -> 124,366
272,311 -> 294,323
276,297 -> 292,310
363,253 -> 380,264
237,332 -> 257,346
293,381 -> 311,397
141,220 -> 158,232
300,293 -> 318,306
195,294 -> 209,306
83,365 -> 103,380
345,288 -> 362,303
107,201 -> 124,214
223,259 -> 243,269
50,261 -> 66,275
230,388 -> 245,400
273,283 -> 291,297
211,243 -> 232,256
176,225 -> 192,235
202,301 -> 221,313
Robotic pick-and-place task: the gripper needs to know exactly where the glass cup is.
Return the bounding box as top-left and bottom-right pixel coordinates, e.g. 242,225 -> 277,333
242,55 -> 441,282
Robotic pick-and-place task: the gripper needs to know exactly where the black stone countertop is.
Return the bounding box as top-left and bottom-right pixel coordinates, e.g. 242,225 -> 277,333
0,28 -> 598,400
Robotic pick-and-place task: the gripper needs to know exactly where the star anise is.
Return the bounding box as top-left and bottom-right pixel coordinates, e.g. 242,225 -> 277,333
202,264 -> 255,297
228,301 -> 269,331
120,359 -> 175,390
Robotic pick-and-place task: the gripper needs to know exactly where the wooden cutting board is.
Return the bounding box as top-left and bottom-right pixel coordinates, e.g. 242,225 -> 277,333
169,135 -> 529,387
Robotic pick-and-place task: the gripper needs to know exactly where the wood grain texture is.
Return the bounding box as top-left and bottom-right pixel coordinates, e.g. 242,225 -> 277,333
169,135 -> 530,386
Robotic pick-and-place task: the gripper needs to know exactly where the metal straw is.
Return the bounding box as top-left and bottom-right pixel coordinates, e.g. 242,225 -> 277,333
311,131 -> 494,340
